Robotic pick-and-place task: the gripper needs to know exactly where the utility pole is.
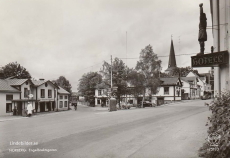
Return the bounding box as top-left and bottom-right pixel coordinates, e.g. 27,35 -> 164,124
111,55 -> 113,89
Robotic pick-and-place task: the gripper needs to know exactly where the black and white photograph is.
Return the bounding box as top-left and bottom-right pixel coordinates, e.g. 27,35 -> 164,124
0,0 -> 230,158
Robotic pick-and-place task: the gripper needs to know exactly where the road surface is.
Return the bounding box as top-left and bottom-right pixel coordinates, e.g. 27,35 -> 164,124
0,100 -> 211,158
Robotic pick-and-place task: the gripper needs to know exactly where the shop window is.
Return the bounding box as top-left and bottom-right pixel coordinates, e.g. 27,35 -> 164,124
6,103 -> 12,113
59,101 -> 63,108
41,89 -> 45,98
164,87 -> 169,95
6,95 -> 13,100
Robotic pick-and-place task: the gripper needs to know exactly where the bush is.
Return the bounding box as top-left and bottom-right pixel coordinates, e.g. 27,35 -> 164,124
198,91 -> 230,158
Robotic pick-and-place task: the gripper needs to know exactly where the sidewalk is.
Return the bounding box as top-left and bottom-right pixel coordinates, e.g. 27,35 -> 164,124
0,110 -> 69,122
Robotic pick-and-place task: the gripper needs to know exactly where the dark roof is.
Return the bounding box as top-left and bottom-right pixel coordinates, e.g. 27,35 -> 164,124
160,77 -> 180,86
166,40 -> 177,71
58,86 -> 70,94
0,79 -> 20,93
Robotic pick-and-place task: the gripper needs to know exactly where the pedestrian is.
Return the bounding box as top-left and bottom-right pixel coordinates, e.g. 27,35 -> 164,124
27,102 -> 33,117
74,102 -> 77,111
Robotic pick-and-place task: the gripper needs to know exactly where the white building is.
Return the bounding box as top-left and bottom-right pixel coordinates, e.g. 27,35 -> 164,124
152,77 -> 182,105
210,0 -> 230,94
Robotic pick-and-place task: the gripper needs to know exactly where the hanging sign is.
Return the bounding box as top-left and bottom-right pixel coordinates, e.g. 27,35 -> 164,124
191,51 -> 228,67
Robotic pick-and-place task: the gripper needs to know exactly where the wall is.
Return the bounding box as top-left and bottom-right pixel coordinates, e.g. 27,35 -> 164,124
212,0 -> 230,95
58,94 -> 68,111
0,92 -> 20,116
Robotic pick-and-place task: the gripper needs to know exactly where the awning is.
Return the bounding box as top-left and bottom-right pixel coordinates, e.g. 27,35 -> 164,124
12,99 -> 39,102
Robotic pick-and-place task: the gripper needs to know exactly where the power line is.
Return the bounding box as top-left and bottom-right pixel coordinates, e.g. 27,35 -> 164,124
118,53 -> 199,60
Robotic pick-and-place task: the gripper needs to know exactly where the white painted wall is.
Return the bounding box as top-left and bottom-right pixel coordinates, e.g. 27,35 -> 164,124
58,94 -> 68,111
0,92 -> 20,116
211,0 -> 230,95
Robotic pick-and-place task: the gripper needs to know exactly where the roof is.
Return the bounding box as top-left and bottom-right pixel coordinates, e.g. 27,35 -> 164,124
160,77 -> 180,86
0,79 -> 20,93
181,77 -> 197,82
31,80 -> 59,88
6,79 -> 28,86
58,86 -> 70,94
31,80 -> 46,86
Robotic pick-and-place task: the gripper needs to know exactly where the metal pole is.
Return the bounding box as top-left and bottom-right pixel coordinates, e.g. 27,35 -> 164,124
111,55 -> 112,89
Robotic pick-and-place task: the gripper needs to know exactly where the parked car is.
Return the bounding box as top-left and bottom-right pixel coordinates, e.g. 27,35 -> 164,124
201,94 -> 211,100
116,102 -> 131,109
138,101 -> 155,108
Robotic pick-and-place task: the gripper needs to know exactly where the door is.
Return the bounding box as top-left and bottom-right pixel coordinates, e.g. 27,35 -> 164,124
17,102 -> 22,115
40,102 -> 45,112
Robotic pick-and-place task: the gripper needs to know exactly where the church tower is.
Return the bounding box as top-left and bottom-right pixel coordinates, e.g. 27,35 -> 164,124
165,40 -> 177,73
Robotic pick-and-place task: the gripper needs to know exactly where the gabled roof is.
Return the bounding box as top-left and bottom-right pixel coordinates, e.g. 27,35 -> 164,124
160,77 -> 181,86
6,79 -> 28,86
31,80 -> 59,88
0,79 -> 20,93
58,86 -> 70,94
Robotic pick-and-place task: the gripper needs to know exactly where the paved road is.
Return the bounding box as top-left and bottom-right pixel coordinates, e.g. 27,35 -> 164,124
0,100 -> 211,158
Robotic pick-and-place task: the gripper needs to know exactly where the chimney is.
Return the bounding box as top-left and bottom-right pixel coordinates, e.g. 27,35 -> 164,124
39,78 -> 45,81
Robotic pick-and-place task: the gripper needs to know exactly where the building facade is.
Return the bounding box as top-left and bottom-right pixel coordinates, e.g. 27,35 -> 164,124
210,0 -> 230,95
0,77 -> 70,116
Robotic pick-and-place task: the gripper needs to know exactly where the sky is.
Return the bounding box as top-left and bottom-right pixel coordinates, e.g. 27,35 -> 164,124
0,0 -> 213,92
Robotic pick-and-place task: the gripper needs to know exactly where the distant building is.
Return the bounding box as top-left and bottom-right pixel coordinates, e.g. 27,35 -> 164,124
152,77 -> 183,105
0,77 -> 70,116
165,40 -> 177,74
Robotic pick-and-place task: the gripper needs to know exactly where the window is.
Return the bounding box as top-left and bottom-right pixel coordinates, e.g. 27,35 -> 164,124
6,103 -> 12,113
65,95 -> 68,99
41,89 -> 45,98
60,95 -> 63,99
64,101 -> 68,107
98,90 -> 101,96
164,87 -> 169,95
6,95 -> 13,100
48,90 -> 52,98
59,101 -> 63,108
24,88 -> 28,97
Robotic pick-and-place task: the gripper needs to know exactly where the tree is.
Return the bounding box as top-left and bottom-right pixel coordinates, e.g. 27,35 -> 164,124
100,58 -> 128,108
160,66 -> 199,77
132,45 -> 161,107
2,62 -> 31,79
78,72 -> 102,106
54,76 -> 72,93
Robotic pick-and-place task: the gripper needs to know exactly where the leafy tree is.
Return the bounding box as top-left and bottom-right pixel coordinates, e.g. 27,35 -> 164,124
2,62 -> 31,79
161,66 -> 199,77
78,72 -> 102,106
54,76 -> 72,93
132,45 -> 161,107
100,58 -> 128,108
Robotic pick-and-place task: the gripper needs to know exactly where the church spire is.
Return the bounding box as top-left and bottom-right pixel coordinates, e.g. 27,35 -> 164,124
165,39 -> 177,72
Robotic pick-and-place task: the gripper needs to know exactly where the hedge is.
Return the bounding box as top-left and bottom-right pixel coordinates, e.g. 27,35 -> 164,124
199,91 -> 230,158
